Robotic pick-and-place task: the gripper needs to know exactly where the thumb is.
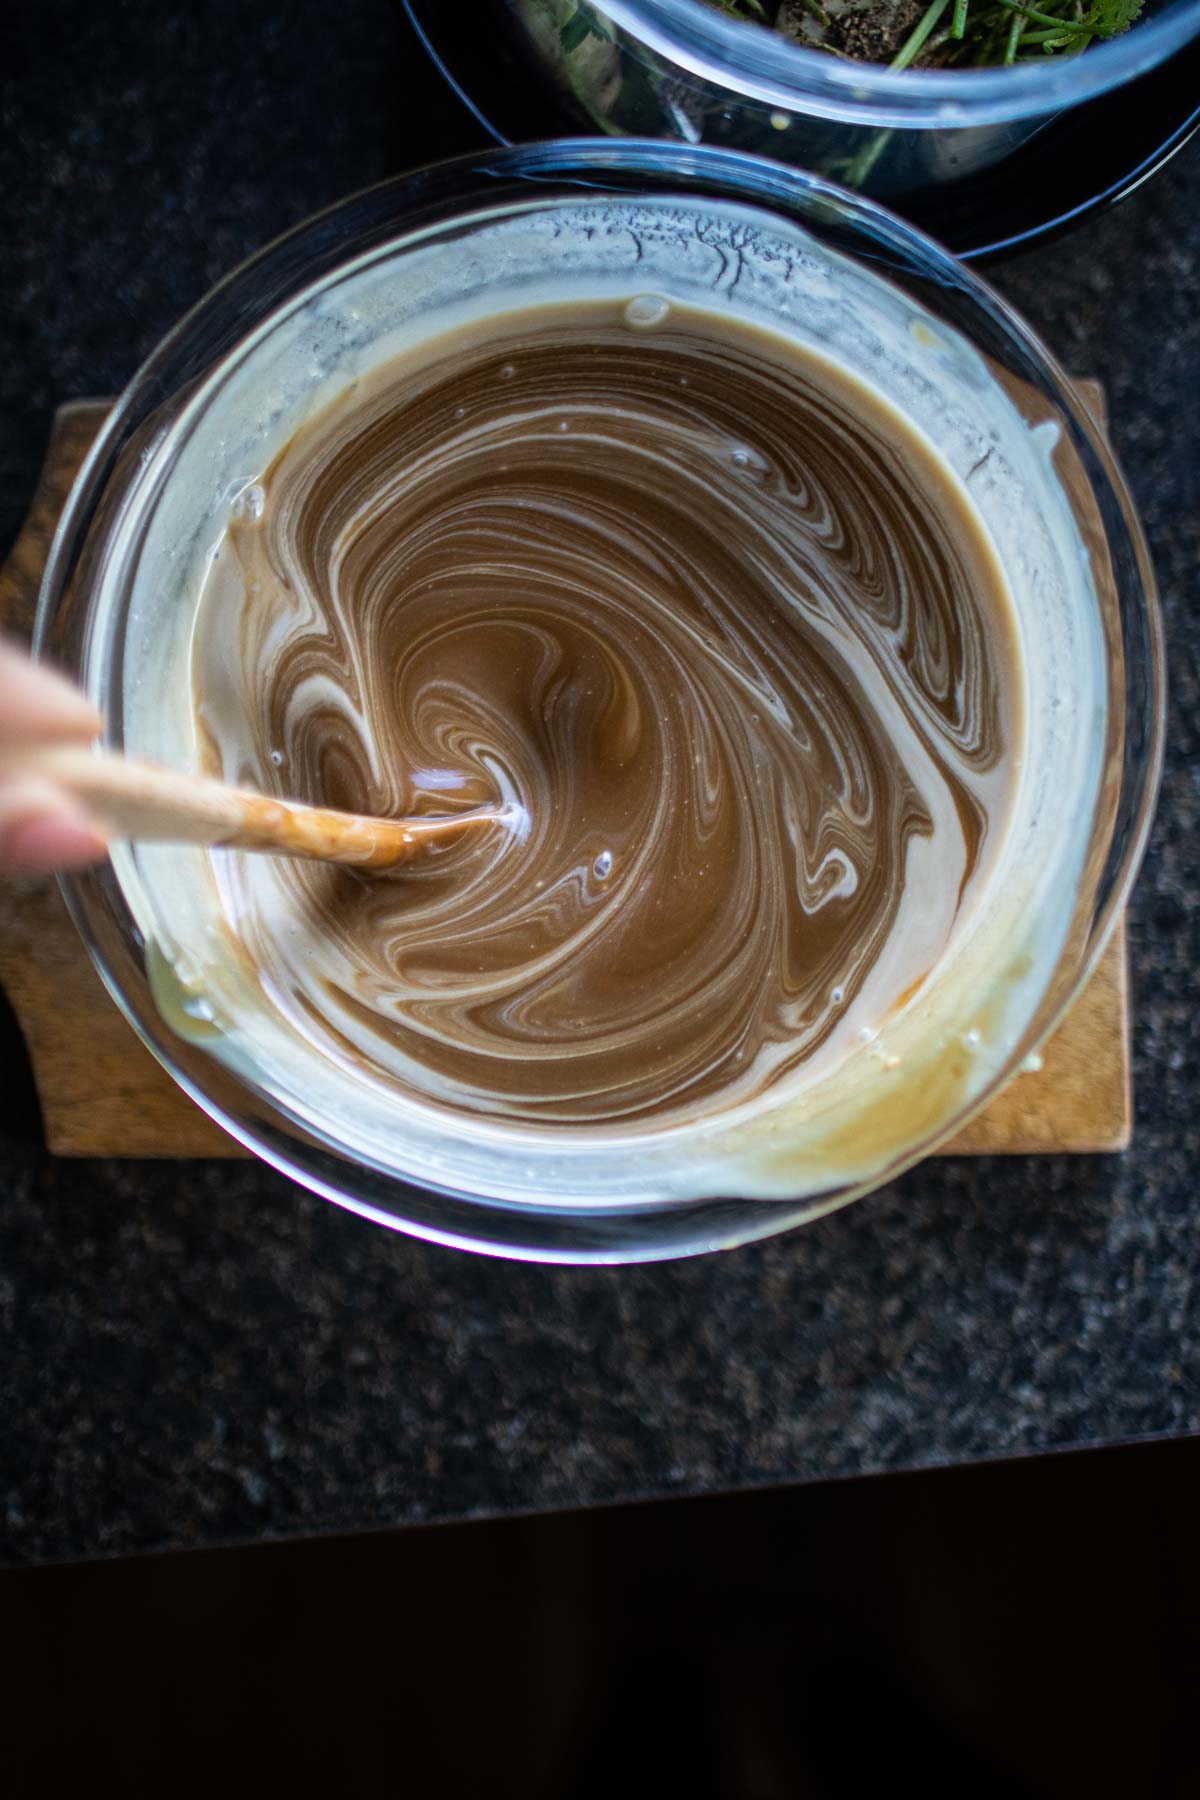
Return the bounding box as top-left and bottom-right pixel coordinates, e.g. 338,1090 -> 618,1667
0,775 -> 109,873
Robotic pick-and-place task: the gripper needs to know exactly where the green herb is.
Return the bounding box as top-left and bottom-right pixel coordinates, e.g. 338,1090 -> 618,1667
559,5 -> 593,53
712,1 -> 771,18
892,0 -> 952,70
557,2 -> 614,51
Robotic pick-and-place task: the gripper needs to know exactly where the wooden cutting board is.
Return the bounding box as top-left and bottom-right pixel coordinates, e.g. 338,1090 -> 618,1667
0,397 -> 1131,1158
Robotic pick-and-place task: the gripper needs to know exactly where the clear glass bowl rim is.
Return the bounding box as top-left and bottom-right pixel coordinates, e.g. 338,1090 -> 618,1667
598,0 -> 1200,125
42,138 -> 1165,1263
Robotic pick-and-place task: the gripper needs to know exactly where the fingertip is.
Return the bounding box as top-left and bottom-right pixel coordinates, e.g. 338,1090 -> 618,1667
0,637 -> 103,745
0,810 -> 109,874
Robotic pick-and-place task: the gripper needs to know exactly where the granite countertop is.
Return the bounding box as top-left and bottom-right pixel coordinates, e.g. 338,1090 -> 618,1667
1,1 -> 1198,1567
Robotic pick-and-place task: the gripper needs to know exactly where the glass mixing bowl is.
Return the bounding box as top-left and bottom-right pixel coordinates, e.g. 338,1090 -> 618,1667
406,0 -> 1200,203
38,141 -> 1163,1263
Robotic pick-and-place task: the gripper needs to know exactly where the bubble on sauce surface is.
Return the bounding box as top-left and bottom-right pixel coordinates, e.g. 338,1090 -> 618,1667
146,942 -> 224,1044
230,483 -> 265,523
593,850 -> 614,880
624,294 -> 671,329
730,444 -> 769,477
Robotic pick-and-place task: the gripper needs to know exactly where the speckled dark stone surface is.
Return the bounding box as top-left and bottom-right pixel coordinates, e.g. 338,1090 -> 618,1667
1,1 -> 1198,1567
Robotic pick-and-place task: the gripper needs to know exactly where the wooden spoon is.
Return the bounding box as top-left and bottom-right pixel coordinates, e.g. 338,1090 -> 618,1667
1,743 -> 503,871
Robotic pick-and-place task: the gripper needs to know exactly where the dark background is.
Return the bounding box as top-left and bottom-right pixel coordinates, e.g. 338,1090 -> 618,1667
4,1438 -> 1200,1796
2,2 -> 1199,1791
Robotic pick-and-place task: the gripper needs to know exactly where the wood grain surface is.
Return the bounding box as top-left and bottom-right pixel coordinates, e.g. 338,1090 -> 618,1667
0,397 -> 1131,1159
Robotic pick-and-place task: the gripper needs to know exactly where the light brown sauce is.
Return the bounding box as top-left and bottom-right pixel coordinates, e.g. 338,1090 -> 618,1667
192,297 -> 1024,1130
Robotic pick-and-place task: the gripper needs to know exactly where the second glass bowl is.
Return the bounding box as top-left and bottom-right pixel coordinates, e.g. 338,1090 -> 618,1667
404,0 -> 1200,243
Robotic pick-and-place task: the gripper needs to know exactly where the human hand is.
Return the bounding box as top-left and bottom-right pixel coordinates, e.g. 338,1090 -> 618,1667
0,638 -> 108,871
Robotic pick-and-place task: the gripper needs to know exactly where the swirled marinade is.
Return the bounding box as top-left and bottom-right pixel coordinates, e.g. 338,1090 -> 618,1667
192,297 -> 1023,1128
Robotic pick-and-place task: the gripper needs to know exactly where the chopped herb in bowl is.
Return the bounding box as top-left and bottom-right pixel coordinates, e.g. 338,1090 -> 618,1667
703,0 -> 1145,68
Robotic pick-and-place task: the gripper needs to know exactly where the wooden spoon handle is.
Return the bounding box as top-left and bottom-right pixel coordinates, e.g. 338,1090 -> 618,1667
0,744 -> 498,871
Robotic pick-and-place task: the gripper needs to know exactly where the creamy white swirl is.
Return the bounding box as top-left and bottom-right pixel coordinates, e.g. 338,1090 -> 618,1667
191,296 -> 1023,1129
